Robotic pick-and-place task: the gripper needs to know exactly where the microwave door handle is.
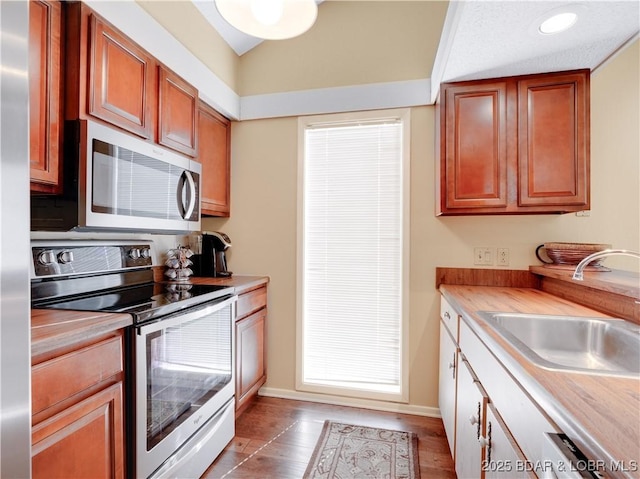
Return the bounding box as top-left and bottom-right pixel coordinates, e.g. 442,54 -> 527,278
177,170 -> 196,219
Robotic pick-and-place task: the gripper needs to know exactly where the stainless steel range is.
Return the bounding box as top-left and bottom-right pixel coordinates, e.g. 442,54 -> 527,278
31,240 -> 236,479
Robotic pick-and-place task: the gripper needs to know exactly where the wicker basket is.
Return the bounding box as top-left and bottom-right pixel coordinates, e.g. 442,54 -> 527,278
538,242 -> 611,266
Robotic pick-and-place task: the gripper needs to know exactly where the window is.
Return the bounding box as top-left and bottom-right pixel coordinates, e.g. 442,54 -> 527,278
297,109 -> 410,403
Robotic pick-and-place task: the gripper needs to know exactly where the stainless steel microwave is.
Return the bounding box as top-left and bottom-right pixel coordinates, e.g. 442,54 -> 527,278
31,120 -> 201,233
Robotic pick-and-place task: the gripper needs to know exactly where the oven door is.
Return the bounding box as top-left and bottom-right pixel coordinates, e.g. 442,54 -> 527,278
134,295 -> 236,479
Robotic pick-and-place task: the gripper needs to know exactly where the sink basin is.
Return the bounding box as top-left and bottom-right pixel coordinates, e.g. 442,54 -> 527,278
477,312 -> 640,378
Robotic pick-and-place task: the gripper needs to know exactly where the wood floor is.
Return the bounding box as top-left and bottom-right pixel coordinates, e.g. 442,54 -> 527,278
202,396 -> 456,479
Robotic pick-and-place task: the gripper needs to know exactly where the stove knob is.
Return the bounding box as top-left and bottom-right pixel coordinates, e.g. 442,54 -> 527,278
140,248 -> 151,259
57,250 -> 74,264
128,248 -> 141,260
37,250 -> 56,265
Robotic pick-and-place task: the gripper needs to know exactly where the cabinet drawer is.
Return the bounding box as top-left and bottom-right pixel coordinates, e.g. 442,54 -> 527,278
236,286 -> 267,320
440,296 -> 459,340
32,335 -> 123,415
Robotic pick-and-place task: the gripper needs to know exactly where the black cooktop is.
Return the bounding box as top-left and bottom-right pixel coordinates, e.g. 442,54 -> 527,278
34,282 -> 233,324
30,240 -> 234,324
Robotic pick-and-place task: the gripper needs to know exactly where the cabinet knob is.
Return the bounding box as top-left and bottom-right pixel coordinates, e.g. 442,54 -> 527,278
478,435 -> 490,448
448,362 -> 455,369
444,311 -> 451,320
468,414 -> 479,425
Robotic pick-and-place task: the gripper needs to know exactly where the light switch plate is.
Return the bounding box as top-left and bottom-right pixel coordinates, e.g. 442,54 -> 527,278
474,247 -> 494,265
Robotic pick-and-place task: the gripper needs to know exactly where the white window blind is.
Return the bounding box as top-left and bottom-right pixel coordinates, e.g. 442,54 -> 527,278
300,114 -> 407,401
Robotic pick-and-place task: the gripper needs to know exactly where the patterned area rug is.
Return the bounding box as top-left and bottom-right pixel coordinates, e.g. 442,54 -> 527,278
303,421 -> 420,479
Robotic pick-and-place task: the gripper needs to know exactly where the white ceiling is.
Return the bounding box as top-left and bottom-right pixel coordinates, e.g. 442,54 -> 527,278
194,0 -> 639,89
437,0 -> 640,83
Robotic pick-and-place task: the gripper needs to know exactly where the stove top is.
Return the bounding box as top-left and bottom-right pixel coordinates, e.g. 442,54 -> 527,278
35,282 -> 232,323
30,240 -> 233,323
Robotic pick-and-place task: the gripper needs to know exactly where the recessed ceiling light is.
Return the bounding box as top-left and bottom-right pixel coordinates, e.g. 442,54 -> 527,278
539,12 -> 578,35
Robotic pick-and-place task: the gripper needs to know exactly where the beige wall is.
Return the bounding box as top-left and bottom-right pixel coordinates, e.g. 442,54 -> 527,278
204,39 -> 640,410
238,1 -> 448,96
136,0 -> 239,91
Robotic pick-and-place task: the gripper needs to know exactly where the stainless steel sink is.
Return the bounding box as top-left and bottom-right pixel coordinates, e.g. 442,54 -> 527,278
477,312 -> 640,378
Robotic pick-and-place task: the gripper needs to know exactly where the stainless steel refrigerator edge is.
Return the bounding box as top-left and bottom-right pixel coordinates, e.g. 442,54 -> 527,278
0,1 -> 32,477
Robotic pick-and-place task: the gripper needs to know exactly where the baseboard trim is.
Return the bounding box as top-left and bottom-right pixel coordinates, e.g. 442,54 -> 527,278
258,387 -> 441,418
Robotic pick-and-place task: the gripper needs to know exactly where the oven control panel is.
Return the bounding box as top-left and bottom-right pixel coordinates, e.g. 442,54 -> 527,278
31,241 -> 154,279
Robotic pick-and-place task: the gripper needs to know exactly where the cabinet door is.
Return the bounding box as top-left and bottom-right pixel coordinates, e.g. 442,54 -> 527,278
32,382 -> 125,479
439,323 -> 458,460
483,403 -> 536,479
517,71 -> 589,208
158,66 -> 198,157
29,0 -> 63,194
89,14 -> 155,139
197,102 -> 231,216
456,358 -> 488,479
236,308 -> 267,413
441,81 -> 510,212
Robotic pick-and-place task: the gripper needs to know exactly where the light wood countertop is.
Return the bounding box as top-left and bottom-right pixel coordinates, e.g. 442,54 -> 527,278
31,309 -> 132,360
440,285 -> 640,479
531,265 -> 640,299
188,275 -> 269,294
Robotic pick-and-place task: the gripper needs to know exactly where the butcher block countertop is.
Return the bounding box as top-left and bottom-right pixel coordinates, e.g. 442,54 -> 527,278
32,275 -> 269,358
188,275 -> 269,294
440,284 -> 640,479
31,309 -> 133,359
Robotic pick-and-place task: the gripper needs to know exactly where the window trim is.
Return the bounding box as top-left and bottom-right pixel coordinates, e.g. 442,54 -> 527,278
295,108 -> 411,403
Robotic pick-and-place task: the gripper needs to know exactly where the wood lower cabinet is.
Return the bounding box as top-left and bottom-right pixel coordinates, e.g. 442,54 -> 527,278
438,69 -> 589,215
31,331 -> 125,479
235,284 -> 268,415
197,101 -> 231,217
29,0 -> 63,194
32,383 -> 124,479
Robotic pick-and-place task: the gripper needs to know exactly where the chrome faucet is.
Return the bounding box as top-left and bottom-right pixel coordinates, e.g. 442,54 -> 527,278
572,249 -> 640,280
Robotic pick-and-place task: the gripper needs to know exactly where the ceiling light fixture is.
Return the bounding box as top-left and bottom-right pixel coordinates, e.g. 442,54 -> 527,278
215,0 -> 318,40
538,11 -> 578,34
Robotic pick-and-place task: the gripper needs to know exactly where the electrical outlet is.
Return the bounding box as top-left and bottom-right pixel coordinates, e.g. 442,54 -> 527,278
497,248 -> 509,266
474,247 -> 494,265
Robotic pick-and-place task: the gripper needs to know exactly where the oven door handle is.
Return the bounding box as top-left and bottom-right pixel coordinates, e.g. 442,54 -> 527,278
137,295 -> 237,335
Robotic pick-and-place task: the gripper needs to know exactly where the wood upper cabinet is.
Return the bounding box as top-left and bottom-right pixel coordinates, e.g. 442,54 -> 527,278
65,2 -> 199,157
31,332 -> 125,479
29,0 -> 63,194
88,13 -> 155,139
159,66 -> 198,157
441,81 -> 510,211
197,101 -> 231,217
438,69 -> 590,215
517,72 -> 589,207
